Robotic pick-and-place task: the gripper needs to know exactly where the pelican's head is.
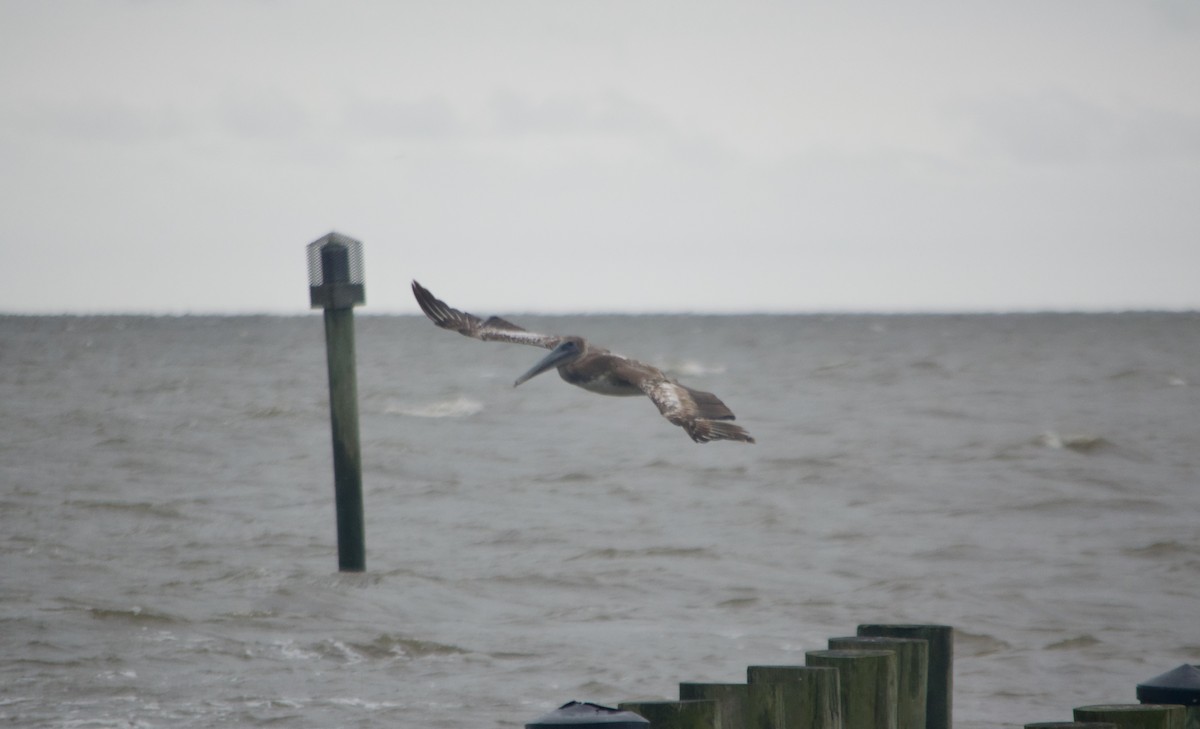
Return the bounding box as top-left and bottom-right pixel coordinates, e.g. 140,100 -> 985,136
513,336 -> 586,387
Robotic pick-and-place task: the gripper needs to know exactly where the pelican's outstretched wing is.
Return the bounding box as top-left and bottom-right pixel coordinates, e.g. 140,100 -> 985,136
412,281 -> 561,350
641,377 -> 756,444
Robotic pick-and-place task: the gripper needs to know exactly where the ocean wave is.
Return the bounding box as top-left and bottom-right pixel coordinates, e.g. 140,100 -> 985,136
323,697 -> 405,711
1109,368 -> 1191,387
1033,431 -> 1115,454
1008,495 -> 1168,515
1044,634 -> 1101,650
955,630 -> 1011,657
1122,540 -> 1192,558
663,359 -> 727,377
244,404 -> 296,419
347,633 -> 470,660
84,604 -> 182,625
64,499 -> 186,519
567,546 -> 718,561
385,396 -> 483,418
534,470 -> 595,484
271,639 -> 323,662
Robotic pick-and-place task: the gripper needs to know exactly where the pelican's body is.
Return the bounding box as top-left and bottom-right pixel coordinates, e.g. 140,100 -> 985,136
412,281 -> 754,444
552,348 -> 645,396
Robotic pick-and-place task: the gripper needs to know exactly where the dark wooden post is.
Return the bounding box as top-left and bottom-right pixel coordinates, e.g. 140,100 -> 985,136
619,700 -> 720,729
858,624 -> 953,729
747,665 -> 841,729
830,636 -> 928,729
806,649 -> 897,729
679,683 -> 753,729
307,232 -> 366,572
1074,705 -> 1186,729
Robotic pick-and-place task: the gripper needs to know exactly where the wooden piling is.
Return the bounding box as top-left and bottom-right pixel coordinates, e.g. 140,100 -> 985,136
680,683 -> 763,729
309,233 -> 367,573
619,700 -> 721,729
1074,705 -> 1186,729
746,665 -> 841,729
858,624 -> 953,729
322,305 -> 365,572
807,649 -> 897,729
599,622 -> 1200,729
829,636 -> 927,729
1025,723 -> 1119,729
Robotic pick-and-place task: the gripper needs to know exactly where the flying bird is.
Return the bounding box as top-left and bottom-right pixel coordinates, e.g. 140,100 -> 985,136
412,281 -> 754,444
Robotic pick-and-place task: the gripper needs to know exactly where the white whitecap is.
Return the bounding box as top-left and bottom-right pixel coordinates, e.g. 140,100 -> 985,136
665,359 -> 727,377
386,396 -> 484,418
1035,430 -> 1112,453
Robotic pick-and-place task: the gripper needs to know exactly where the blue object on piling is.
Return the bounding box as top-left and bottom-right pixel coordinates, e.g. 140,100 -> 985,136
526,701 -> 650,728
307,232 -> 367,572
1138,664 -> 1200,705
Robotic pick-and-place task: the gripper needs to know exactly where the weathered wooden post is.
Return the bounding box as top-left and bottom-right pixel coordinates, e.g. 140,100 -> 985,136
830,636 -> 927,729
679,684 -> 753,729
1074,705 -> 1186,729
858,624 -> 953,729
618,700 -> 721,729
746,665 -> 841,729
806,649 -> 897,729
307,232 -> 366,572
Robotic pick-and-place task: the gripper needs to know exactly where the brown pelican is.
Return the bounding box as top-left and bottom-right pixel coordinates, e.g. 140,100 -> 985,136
412,281 -> 754,444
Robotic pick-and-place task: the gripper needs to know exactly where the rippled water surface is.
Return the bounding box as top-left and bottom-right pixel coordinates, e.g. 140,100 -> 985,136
2,313 -> 1198,727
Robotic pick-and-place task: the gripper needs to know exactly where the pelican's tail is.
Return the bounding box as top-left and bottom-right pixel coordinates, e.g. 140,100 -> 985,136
686,419 -> 756,444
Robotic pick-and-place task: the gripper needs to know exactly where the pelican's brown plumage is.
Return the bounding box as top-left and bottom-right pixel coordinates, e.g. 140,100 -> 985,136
412,281 -> 755,444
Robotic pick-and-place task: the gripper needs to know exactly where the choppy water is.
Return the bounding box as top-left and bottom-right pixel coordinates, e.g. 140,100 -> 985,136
2,312 -> 1198,728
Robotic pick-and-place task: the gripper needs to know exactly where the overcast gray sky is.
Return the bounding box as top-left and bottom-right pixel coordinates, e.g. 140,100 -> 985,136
2,1 -> 1198,313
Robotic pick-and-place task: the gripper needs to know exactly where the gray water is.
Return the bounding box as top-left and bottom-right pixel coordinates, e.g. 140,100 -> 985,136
2,313 -> 1198,728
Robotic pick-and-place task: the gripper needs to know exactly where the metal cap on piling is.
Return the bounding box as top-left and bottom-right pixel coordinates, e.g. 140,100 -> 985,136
308,232 -> 365,309
526,701 -> 649,728
1137,665 -> 1200,706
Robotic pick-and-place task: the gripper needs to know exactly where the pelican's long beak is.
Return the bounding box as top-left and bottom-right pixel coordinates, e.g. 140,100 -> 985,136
514,343 -> 574,387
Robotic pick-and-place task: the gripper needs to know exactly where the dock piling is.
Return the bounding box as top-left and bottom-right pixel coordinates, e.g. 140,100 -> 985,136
746,665 -> 841,729
858,623 -> 953,729
806,649 -> 897,729
618,700 -> 721,729
829,636 -> 927,729
307,232 -> 367,572
1074,704 -> 1186,729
